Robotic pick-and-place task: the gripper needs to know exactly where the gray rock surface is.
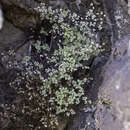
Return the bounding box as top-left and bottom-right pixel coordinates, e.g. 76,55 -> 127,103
0,20 -> 29,64
0,8 -> 3,30
95,33 -> 130,130
0,20 -> 25,50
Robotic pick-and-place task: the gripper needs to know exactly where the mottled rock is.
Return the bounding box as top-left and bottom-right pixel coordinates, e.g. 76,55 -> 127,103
0,20 -> 29,63
0,8 -> 3,30
95,33 -> 130,130
0,0 -> 39,30
129,0 -> 130,14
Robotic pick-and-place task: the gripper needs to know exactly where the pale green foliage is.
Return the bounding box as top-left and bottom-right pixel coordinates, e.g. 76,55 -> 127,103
11,2 -> 104,129
35,3 -> 102,116
34,40 -> 50,52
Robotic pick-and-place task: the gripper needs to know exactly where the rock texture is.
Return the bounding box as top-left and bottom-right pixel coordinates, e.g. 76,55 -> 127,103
0,20 -> 30,63
0,0 -> 39,30
95,33 -> 130,130
0,8 -> 3,30
128,0 -> 130,15
0,0 -> 130,130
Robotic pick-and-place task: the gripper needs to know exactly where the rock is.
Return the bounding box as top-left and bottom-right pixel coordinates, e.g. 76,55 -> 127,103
0,0 -> 39,30
0,20 -> 25,50
95,33 -> 130,130
0,8 -> 4,30
66,106 -> 97,130
129,0 -> 130,14
0,20 -> 29,64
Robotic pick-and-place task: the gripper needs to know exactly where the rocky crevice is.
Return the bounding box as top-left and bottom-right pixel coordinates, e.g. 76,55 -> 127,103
0,0 -> 130,130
